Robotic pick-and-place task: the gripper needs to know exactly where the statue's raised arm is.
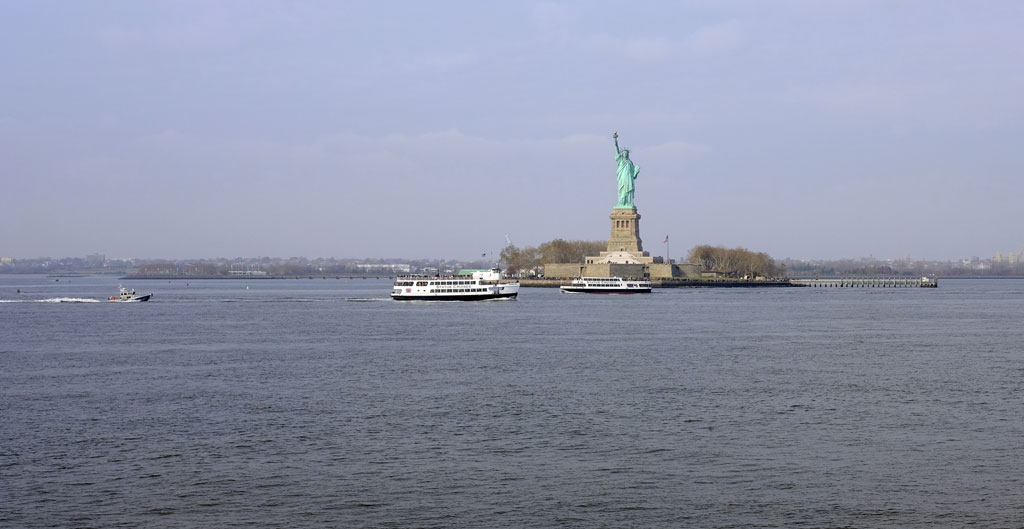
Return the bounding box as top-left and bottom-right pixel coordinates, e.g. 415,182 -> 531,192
613,131 -> 621,154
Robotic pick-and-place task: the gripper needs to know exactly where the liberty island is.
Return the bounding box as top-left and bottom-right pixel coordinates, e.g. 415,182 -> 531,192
544,132 -> 686,281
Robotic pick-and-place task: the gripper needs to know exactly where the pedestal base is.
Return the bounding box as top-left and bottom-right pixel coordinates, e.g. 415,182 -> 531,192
607,208 -> 643,253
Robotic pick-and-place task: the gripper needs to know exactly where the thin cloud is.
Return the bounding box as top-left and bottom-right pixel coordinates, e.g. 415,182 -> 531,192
95,10 -> 245,52
774,80 -> 922,113
531,2 -> 577,33
590,35 -> 673,63
398,52 -> 477,74
684,21 -> 744,57
645,140 -> 710,159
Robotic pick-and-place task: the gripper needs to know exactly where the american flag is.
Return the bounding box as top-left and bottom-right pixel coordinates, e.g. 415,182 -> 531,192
663,235 -> 669,243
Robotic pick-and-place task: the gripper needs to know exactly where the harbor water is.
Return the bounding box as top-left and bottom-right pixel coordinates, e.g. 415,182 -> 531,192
1,277 -> 1022,528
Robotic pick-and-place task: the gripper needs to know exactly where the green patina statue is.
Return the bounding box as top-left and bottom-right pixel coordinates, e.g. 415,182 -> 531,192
613,131 -> 639,209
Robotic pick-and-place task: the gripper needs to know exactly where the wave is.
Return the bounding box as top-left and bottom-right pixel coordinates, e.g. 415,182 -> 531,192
40,297 -> 102,303
216,298 -> 334,303
0,297 -> 102,303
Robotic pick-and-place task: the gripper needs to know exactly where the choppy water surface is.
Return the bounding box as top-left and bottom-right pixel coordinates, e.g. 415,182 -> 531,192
2,276 -> 1022,528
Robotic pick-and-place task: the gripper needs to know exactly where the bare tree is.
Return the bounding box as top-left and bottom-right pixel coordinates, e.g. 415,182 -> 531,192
538,239 -> 606,263
500,244 -> 541,275
687,245 -> 780,277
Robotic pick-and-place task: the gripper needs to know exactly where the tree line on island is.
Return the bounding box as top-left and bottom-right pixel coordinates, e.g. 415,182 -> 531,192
686,244 -> 783,278
500,239 -> 782,278
500,239 -> 607,275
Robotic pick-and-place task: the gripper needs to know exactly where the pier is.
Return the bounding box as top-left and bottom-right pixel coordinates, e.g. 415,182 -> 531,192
790,277 -> 937,288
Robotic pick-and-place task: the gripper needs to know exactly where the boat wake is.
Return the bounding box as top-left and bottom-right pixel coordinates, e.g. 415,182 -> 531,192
345,297 -> 390,302
1,297 -> 106,303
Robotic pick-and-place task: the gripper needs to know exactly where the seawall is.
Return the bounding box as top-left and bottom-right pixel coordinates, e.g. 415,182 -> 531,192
520,278 -> 800,288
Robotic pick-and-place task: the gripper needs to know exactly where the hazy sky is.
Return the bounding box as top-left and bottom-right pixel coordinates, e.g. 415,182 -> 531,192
3,1 -> 1023,261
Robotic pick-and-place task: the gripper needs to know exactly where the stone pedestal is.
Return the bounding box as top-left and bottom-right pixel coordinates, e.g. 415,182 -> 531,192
584,207 -> 654,265
607,208 -> 643,253
541,206 -> 693,280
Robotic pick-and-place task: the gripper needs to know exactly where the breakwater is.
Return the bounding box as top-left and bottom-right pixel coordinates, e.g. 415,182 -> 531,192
524,277 -> 939,288
791,277 -> 938,288
520,278 -> 798,288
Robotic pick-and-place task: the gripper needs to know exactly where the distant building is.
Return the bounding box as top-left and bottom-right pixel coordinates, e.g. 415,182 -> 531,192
227,270 -> 268,276
993,248 -> 1024,264
0,257 -> 12,265
355,263 -> 411,273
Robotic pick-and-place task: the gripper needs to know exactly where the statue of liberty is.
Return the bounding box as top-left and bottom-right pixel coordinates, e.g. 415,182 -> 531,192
613,131 -> 639,209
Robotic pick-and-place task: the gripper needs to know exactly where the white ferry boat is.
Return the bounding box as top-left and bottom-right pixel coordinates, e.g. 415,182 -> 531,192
391,268 -> 519,301
559,276 -> 652,294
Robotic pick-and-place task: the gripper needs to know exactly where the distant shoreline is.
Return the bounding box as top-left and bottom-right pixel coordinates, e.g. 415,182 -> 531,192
119,275 -> 394,280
